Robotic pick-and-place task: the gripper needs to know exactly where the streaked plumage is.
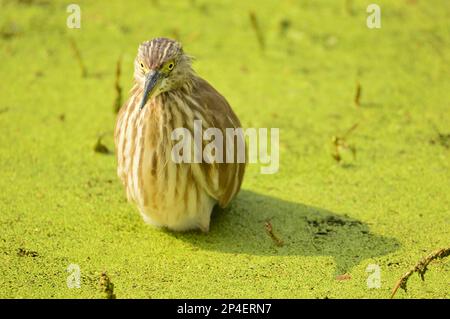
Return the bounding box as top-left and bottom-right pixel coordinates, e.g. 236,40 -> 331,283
114,38 -> 246,232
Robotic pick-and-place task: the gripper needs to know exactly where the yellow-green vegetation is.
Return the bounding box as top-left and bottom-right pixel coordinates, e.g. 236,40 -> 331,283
0,0 -> 449,298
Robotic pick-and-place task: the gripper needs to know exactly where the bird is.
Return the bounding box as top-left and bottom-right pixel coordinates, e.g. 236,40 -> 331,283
114,37 -> 246,232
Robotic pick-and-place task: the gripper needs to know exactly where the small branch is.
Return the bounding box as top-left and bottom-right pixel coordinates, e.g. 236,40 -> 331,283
249,12 -> 265,51
354,81 -> 362,107
264,220 -> 284,247
113,55 -> 123,114
391,247 -> 450,298
69,38 -> 88,77
331,123 -> 358,163
336,273 -> 352,281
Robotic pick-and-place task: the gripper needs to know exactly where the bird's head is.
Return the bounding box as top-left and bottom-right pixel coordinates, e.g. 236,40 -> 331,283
134,37 -> 193,110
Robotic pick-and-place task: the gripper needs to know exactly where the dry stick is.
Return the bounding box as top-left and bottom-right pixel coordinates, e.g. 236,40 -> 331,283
69,38 -> 87,77
391,247 -> 450,298
354,81 -> 362,107
336,273 -> 352,281
332,123 -> 358,162
113,56 -> 123,114
264,220 -> 284,247
249,12 -> 265,51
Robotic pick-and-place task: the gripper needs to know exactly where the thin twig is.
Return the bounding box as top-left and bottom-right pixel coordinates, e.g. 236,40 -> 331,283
336,273 -> 352,281
354,81 -> 361,107
113,55 -> 123,113
69,38 -> 87,77
391,247 -> 450,298
331,123 -> 358,162
264,220 -> 284,247
249,12 -> 265,51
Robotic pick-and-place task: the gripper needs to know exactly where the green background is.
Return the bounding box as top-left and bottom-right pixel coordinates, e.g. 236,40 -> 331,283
0,0 -> 449,298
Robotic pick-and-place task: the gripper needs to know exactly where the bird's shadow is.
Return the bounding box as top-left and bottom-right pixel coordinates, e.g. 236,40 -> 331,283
173,190 -> 400,274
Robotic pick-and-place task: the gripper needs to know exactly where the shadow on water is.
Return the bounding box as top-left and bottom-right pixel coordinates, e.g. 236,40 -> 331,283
174,190 -> 400,274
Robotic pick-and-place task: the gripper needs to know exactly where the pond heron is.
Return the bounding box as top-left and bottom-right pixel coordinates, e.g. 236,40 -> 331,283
114,38 -> 246,232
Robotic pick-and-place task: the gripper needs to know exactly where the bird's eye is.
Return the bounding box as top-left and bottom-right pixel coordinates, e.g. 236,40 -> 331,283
140,62 -> 144,69
168,63 -> 174,71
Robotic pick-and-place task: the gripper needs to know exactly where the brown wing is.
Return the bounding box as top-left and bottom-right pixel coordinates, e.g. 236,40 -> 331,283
192,77 -> 246,207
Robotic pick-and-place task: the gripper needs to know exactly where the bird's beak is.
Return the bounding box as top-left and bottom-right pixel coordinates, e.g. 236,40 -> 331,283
139,70 -> 162,111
